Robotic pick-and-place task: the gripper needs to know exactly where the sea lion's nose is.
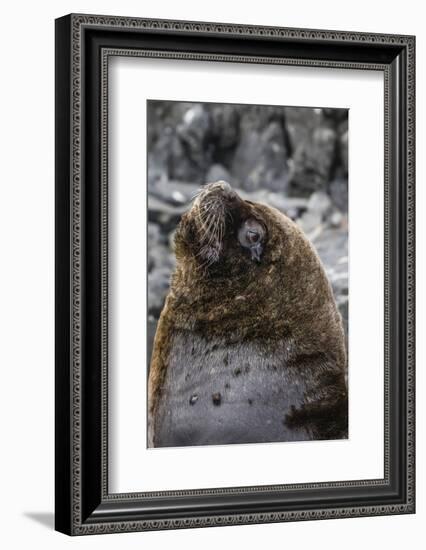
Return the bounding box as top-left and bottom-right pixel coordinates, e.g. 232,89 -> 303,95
206,180 -> 232,194
211,181 -> 238,201
200,180 -> 239,205
217,180 -> 232,193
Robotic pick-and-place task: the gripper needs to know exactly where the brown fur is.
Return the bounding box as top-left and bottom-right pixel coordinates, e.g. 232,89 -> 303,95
148,182 -> 347,437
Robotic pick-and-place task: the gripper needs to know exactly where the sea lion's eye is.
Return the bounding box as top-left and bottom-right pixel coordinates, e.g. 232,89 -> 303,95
238,219 -> 265,262
246,230 -> 260,244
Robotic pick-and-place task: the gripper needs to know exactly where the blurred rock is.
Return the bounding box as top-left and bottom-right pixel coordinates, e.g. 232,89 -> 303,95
329,177 -> 349,212
241,189 -> 308,219
315,227 -> 347,267
147,131 -> 172,187
149,179 -> 200,206
231,122 -> 288,191
284,107 -> 323,153
239,104 -> 286,133
210,104 -> 240,150
169,133 -> 206,183
148,196 -> 187,233
176,104 -> 212,178
147,100 -> 189,147
147,154 -> 168,187
330,210 -> 344,228
289,126 -> 337,196
148,243 -> 175,274
298,210 -> 322,234
322,107 -> 349,127
206,164 -> 233,184
308,191 -> 332,220
148,222 -> 175,275
340,130 -> 349,175
314,227 -> 348,340
149,131 -> 204,185
148,267 -> 173,318
148,222 -> 162,247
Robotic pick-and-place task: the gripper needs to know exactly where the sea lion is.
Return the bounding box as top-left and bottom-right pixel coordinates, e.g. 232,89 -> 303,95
148,181 -> 347,447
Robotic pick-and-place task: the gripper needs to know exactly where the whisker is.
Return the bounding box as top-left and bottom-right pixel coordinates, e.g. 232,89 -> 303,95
191,187 -> 204,200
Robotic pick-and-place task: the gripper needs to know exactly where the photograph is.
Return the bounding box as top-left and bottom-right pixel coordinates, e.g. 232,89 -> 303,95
146,100 -> 349,448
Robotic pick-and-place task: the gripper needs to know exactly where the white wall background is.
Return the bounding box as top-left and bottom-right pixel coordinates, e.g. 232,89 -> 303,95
0,0 -> 422,548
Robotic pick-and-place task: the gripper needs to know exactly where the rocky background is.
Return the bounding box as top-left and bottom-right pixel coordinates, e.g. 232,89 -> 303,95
147,101 -> 349,361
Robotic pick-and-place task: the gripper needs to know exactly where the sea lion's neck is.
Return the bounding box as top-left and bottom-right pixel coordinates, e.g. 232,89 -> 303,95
163,255 -> 338,353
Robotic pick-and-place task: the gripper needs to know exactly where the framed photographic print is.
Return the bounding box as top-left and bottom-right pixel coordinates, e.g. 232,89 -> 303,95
55,14 -> 415,535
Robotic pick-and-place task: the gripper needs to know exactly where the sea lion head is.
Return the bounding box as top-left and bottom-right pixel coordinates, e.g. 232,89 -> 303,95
174,180 -> 315,278
171,180 -> 342,349
174,180 -> 274,275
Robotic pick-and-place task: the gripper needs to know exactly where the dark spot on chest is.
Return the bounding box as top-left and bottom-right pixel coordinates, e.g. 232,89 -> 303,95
212,392 -> 222,406
189,394 -> 198,405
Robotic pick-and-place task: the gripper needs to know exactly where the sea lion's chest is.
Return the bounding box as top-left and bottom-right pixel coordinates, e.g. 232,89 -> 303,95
153,331 -> 312,447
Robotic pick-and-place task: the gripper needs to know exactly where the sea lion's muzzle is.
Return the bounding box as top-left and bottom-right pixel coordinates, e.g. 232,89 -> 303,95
194,180 -> 239,209
189,181 -> 266,268
190,181 -> 238,267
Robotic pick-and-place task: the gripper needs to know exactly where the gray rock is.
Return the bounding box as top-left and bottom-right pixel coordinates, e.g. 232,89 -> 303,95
148,243 -> 175,274
148,267 -> 172,317
147,153 -> 168,187
329,177 -> 348,212
289,126 -> 337,195
297,210 -> 322,234
149,131 -> 205,184
147,100 -> 189,147
340,130 -> 349,175
176,104 -> 212,178
206,164 -> 233,185
149,179 -> 200,206
169,133 -> 206,183
210,104 -> 240,149
231,122 -> 288,191
148,222 -> 163,247
147,100 -> 348,200
239,104 -> 286,133
330,211 -> 344,228
322,107 -> 349,126
147,223 -> 171,273
240,189 -> 308,219
148,196 -> 187,226
284,107 -> 323,153
312,226 -> 348,338
308,191 -> 333,220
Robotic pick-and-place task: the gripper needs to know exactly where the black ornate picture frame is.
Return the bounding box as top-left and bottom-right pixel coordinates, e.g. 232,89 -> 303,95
55,13 -> 415,535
